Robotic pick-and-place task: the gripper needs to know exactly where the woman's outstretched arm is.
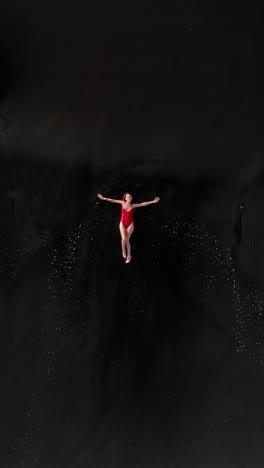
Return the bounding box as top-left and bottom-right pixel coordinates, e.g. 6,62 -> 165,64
97,194 -> 123,204
133,197 -> 160,208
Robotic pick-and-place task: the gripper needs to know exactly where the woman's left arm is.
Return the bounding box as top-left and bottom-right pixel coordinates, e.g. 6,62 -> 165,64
133,197 -> 160,208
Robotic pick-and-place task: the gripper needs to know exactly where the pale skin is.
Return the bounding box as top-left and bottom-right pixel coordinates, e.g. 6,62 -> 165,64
97,193 -> 160,263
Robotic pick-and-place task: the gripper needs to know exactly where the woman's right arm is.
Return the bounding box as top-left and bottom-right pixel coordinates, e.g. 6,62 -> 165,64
97,194 -> 123,204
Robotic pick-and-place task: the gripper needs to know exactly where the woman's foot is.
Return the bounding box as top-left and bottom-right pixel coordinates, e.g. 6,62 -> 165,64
122,250 -> 126,259
125,255 -> 131,264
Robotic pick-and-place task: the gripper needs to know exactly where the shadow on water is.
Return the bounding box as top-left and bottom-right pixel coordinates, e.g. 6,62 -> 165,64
90,217 -> 188,399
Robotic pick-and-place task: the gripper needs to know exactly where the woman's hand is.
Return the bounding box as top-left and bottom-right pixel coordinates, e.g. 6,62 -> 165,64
97,193 -> 104,200
154,197 -> 160,203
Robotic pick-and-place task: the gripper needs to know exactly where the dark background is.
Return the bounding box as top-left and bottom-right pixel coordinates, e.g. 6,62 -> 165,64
0,2 -> 263,467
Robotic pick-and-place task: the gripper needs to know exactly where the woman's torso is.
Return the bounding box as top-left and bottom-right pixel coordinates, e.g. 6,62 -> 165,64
121,204 -> 134,225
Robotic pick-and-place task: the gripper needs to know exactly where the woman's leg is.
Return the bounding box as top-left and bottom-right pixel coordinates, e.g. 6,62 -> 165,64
125,223 -> 134,263
119,222 -> 127,258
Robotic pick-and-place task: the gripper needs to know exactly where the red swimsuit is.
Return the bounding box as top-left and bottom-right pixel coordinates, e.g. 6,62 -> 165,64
121,206 -> 134,229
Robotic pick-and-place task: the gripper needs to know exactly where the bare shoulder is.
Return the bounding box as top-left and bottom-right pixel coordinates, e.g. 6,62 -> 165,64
114,199 -> 124,205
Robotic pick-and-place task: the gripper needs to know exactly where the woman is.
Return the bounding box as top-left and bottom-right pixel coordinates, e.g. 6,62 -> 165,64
97,192 -> 160,263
